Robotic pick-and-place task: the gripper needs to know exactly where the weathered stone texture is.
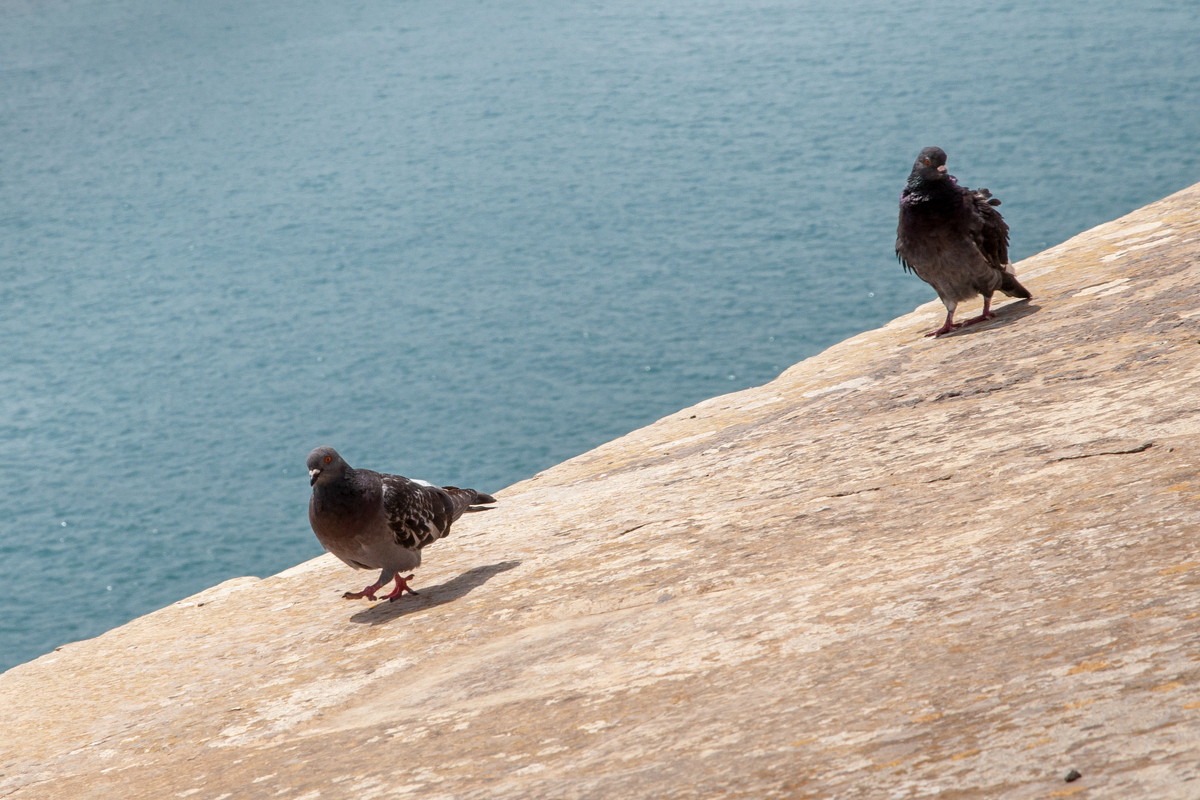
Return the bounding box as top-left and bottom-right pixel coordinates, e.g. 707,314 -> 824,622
3,184 -> 1200,799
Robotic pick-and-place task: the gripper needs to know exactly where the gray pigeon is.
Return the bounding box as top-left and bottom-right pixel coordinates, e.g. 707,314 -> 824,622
896,146 -> 1031,337
306,446 -> 497,601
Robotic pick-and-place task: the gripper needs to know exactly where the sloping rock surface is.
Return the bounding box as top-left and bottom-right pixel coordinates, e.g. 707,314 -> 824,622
4,184 -> 1200,799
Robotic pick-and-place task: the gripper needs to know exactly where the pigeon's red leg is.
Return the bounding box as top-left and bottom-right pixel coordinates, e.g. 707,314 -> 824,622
926,310 -> 962,337
342,578 -> 387,601
383,574 -> 420,602
961,296 -> 996,327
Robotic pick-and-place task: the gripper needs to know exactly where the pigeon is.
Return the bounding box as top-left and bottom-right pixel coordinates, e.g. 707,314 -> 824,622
896,146 -> 1031,337
306,446 -> 497,601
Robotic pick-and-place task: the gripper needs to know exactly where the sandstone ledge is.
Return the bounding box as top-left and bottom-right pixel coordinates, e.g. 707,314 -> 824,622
4,184 -> 1200,799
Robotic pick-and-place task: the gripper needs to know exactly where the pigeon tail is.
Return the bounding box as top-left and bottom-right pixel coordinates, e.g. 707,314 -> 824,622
999,267 -> 1032,299
442,486 -> 498,518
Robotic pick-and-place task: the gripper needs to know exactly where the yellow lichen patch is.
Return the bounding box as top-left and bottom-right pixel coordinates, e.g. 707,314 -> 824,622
910,712 -> 943,724
1068,660 -> 1110,675
1130,607 -> 1165,618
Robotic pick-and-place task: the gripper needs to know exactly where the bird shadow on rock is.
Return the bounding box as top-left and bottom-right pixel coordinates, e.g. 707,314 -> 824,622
347,560 -> 522,625
942,299 -> 1041,338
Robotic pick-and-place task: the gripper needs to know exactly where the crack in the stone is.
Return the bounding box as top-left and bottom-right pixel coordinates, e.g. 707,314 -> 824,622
1050,441 -> 1154,462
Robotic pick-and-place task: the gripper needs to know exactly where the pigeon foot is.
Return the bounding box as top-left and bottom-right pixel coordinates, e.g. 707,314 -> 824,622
961,310 -> 997,327
342,580 -> 386,600
925,309 -> 962,338
385,574 -> 420,602
925,322 -> 962,337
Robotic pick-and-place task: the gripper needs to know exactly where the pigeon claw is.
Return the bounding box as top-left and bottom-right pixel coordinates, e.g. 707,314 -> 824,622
385,574 -> 419,602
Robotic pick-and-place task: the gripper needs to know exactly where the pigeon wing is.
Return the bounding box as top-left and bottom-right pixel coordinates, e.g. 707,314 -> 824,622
965,186 -> 1010,270
380,475 -> 454,551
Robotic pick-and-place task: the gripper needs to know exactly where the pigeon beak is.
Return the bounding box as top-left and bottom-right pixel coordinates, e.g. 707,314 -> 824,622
936,165 -> 947,173
309,468 -> 321,486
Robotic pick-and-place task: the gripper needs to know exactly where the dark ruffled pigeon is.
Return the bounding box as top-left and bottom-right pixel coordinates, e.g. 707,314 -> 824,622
896,146 -> 1031,337
306,446 -> 497,601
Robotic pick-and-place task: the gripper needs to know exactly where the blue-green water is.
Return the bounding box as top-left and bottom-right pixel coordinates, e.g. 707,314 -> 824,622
2,0 -> 1197,671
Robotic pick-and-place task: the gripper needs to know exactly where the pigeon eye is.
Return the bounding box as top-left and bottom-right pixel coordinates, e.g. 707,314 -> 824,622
324,455 -> 332,464
922,158 -> 931,165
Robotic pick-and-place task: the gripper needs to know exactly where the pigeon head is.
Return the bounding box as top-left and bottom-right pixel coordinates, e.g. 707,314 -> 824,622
307,446 -> 349,487
908,146 -> 951,186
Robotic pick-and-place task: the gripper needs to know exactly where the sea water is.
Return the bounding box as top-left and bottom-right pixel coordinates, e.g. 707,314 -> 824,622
1,0 -> 1197,670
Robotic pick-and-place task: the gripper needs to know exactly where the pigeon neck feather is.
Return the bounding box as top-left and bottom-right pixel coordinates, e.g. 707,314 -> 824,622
313,467 -> 377,514
903,171 -> 957,205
